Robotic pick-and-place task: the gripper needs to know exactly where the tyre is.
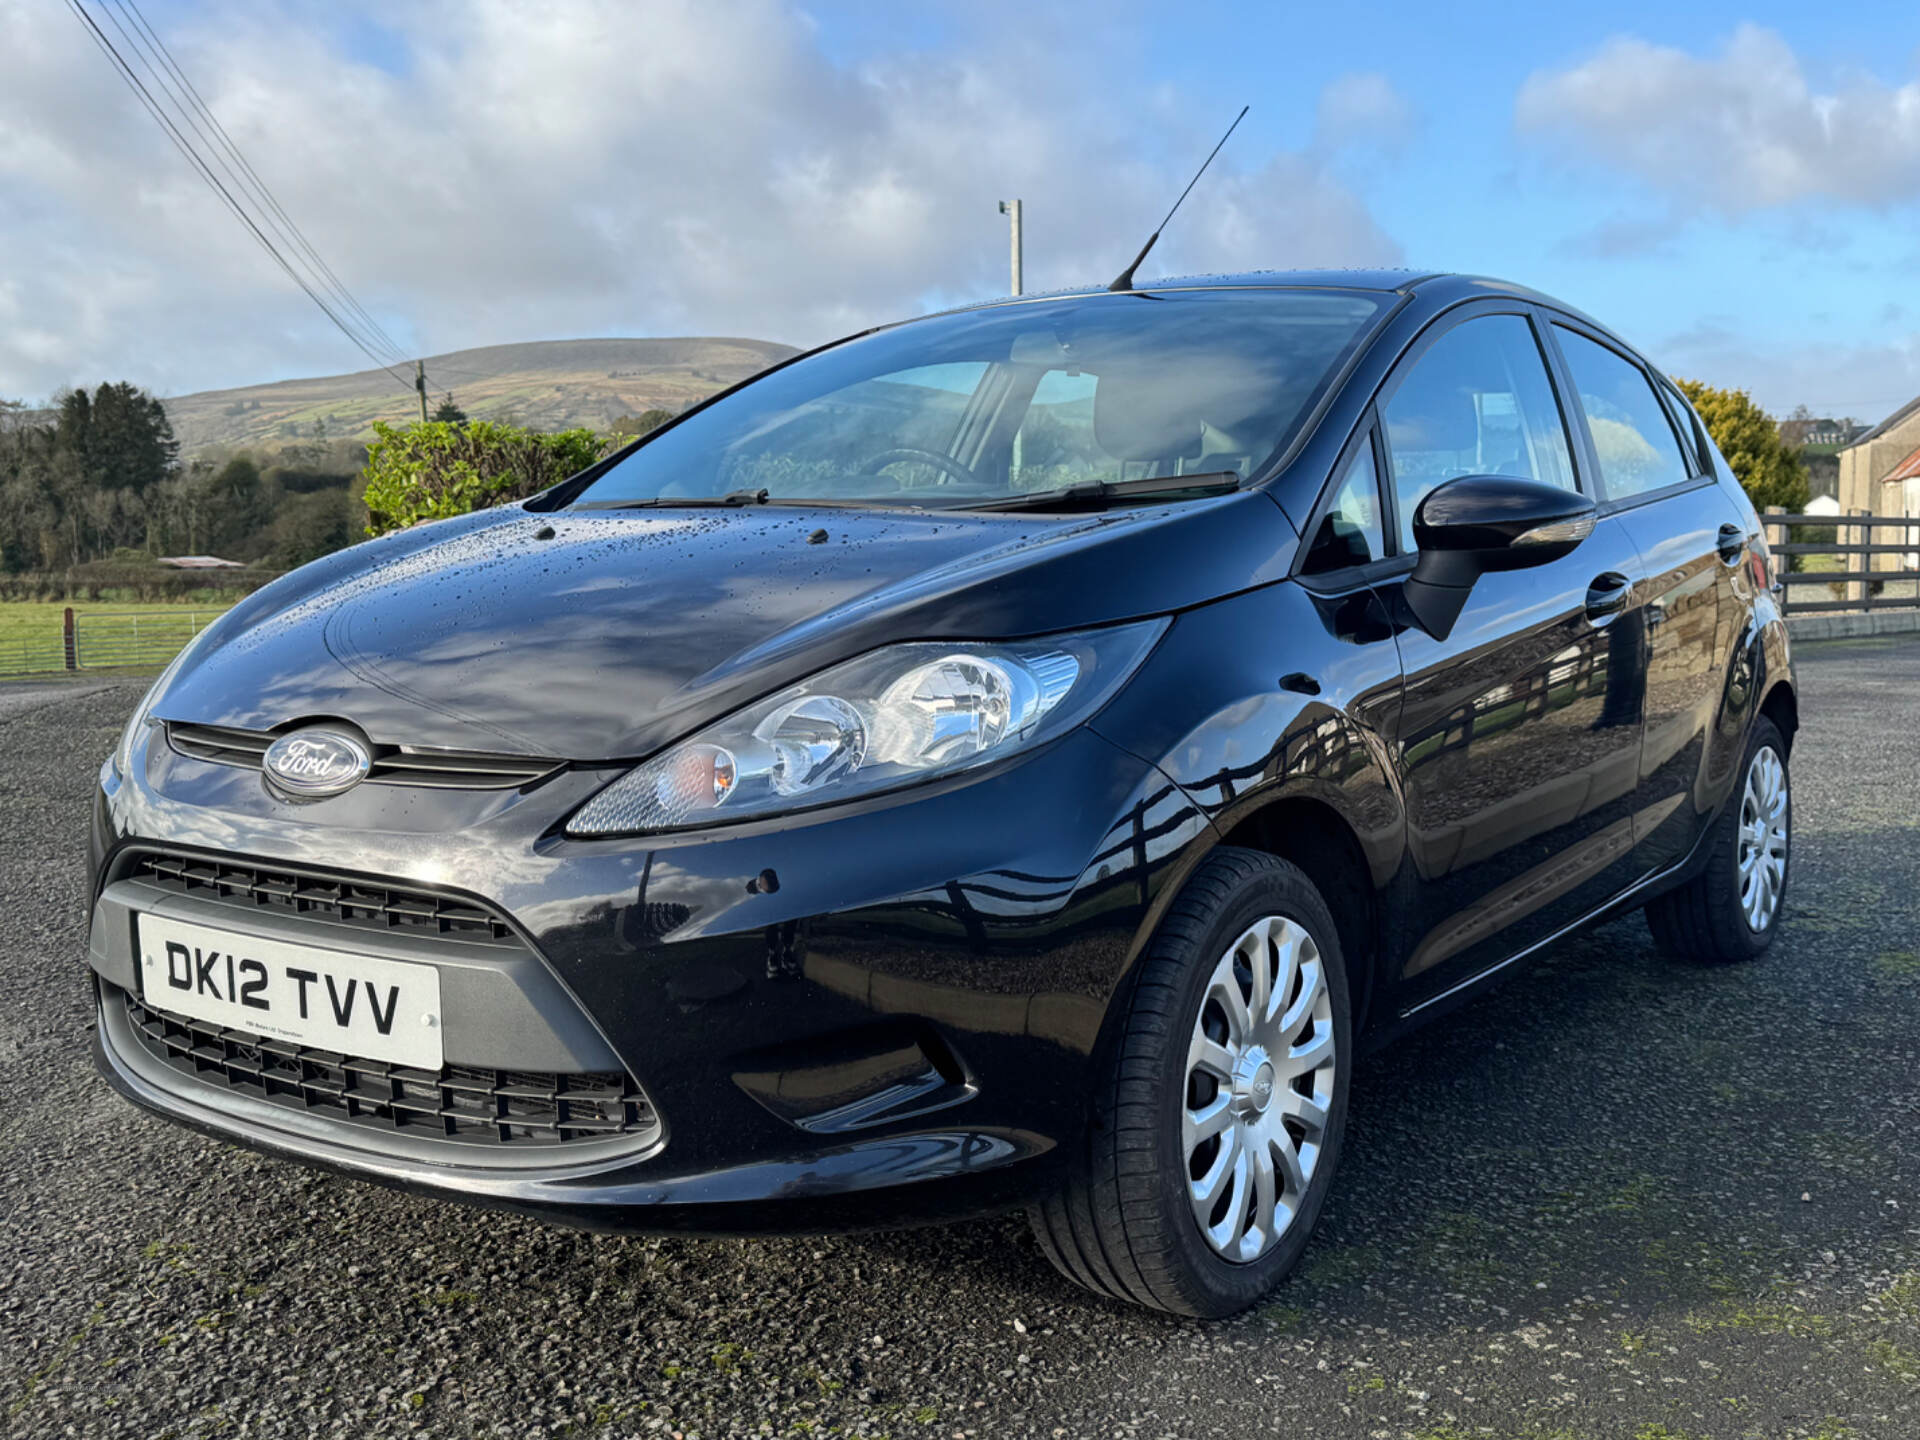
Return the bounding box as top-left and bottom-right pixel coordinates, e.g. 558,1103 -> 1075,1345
1030,847 -> 1351,1316
1645,716 -> 1791,963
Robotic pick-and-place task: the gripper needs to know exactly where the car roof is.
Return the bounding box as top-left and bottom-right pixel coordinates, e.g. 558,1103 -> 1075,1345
845,272 -> 1637,384
947,270 -> 1580,314
1111,268 -> 1440,293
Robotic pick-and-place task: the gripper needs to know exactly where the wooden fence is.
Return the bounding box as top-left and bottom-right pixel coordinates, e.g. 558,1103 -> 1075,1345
1761,508 -> 1920,615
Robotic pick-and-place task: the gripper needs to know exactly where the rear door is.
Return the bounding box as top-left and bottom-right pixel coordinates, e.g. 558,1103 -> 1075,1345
1380,304 -> 1651,1007
1545,320 -> 1751,878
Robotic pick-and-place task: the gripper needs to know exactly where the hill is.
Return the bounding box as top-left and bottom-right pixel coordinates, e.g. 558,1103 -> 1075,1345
163,336 -> 799,451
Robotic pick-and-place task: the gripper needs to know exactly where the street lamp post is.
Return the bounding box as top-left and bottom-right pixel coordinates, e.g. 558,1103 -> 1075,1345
998,199 -> 1023,296
998,199 -> 1027,483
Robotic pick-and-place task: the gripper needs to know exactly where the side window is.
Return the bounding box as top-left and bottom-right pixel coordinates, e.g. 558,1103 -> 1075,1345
1554,328 -> 1693,500
1303,436 -> 1385,573
1381,314 -> 1576,553
1657,380 -> 1705,475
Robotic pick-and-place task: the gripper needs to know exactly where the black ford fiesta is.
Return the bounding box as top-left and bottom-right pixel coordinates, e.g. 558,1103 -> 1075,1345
89,271 -> 1796,1316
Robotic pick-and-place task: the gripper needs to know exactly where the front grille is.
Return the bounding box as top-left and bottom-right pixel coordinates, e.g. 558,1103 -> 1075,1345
166,722 -> 563,791
128,850 -> 519,946
121,990 -> 659,1147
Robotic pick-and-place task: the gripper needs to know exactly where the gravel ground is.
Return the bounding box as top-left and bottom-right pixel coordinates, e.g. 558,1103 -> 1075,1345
2,639 -> 1917,1440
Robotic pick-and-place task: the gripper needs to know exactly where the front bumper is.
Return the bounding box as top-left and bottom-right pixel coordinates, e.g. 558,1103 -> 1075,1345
88,720 -> 1212,1232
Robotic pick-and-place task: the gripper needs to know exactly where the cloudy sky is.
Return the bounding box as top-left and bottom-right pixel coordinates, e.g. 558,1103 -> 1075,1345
2,0 -> 1919,421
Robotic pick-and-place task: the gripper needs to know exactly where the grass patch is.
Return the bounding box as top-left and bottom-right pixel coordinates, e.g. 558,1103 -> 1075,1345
0,599 -> 234,676
1297,1241 -> 1381,1289
6,1306 -> 106,1419
1867,1338 -> 1920,1383
1683,1297 -> 1835,1338
1871,951 -> 1920,982
1260,1302 -> 1306,1333
1876,1272 -> 1920,1319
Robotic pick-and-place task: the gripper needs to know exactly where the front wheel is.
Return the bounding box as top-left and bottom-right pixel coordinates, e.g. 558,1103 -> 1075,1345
1645,715 -> 1791,962
1030,848 -> 1351,1316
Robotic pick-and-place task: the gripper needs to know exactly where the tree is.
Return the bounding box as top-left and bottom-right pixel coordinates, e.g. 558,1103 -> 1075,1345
1778,404 -> 1817,449
56,382 -> 177,496
433,393 -> 468,424
203,455 -> 272,555
268,489 -> 358,567
0,382 -> 377,575
1671,379 -> 1809,512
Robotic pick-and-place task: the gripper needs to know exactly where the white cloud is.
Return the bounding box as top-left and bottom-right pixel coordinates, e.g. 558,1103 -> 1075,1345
1315,71 -> 1414,152
1659,319 -> 1920,423
0,0 -> 1404,400
1517,25 -> 1920,212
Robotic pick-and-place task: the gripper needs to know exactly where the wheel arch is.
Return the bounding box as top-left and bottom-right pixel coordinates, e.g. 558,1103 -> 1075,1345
1760,678 -> 1798,753
1751,611 -> 1797,753
1210,794 -> 1385,1036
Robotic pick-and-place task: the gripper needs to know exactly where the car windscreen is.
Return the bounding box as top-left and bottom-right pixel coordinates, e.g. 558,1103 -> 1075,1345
567,288 -> 1390,508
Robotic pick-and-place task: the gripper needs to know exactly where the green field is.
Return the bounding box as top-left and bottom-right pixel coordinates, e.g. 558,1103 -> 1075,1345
0,599 -> 235,677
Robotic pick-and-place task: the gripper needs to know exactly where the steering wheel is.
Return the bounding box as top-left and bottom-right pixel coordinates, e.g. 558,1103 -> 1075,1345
861,447 -> 980,489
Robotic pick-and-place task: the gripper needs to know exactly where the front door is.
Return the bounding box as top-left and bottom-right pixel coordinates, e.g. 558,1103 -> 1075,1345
1373,307 -> 1652,1006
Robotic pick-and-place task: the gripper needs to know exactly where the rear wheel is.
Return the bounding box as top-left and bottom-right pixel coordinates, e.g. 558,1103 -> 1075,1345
1645,716 -> 1791,963
1030,848 -> 1351,1316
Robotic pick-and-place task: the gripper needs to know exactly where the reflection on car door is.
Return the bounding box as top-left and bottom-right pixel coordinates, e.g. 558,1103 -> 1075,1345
1377,307 -> 1652,1008
1550,323 -> 1750,878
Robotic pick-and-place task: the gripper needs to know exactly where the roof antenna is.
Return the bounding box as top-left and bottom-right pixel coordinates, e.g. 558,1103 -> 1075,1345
1108,105 -> 1249,293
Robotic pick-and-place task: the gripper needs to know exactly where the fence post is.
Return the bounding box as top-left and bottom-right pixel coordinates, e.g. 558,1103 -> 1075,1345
1761,505 -> 1786,548
1847,508 -> 1868,608
62,607 -> 76,671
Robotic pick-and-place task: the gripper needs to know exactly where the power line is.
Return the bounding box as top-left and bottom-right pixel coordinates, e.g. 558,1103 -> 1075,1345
107,0 -> 411,370
62,0 -> 415,392
73,0 -> 412,384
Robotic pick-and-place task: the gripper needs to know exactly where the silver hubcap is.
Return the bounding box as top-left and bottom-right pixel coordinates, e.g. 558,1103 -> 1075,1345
1182,915 -> 1337,1264
1737,744 -> 1789,932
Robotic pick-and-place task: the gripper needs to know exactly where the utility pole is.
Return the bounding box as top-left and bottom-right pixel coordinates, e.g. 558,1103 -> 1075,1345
415,360 -> 428,423
998,199 -> 1023,296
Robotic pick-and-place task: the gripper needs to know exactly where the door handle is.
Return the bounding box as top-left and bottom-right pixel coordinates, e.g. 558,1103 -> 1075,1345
1585,572 -> 1634,624
1716,523 -> 1745,565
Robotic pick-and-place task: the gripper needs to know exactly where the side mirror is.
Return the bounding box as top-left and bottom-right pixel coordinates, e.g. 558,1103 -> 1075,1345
1400,474 -> 1596,640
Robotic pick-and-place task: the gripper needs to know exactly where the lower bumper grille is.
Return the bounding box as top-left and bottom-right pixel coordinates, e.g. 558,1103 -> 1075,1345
119,989 -> 659,1148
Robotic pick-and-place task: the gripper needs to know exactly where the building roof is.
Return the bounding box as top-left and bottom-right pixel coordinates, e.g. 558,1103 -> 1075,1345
156,555 -> 244,569
1885,443 -> 1920,484
1848,394 -> 1920,448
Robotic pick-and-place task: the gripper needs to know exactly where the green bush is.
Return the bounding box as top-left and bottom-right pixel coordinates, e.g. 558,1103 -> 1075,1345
361,420 -> 613,536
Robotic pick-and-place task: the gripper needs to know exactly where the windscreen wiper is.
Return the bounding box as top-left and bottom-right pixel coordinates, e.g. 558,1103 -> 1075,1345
953,471 -> 1241,514
582,488 -> 770,510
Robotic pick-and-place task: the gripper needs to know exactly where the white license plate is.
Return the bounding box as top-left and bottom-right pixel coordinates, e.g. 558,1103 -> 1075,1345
134,913 -> 444,1070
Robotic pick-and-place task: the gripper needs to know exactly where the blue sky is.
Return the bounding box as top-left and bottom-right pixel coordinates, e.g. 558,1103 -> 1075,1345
1146,0 -> 1920,419
3,0 -> 1918,422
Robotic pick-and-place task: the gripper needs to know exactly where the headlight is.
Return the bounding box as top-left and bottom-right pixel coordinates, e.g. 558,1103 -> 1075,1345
110,620 -> 223,781
566,620 -> 1166,837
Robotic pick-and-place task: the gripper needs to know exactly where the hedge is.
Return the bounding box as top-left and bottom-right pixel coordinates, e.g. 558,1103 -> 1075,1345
361,420 -> 615,536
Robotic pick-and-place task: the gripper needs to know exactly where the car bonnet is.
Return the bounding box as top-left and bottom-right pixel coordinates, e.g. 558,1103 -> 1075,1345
153,492 -> 1297,761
